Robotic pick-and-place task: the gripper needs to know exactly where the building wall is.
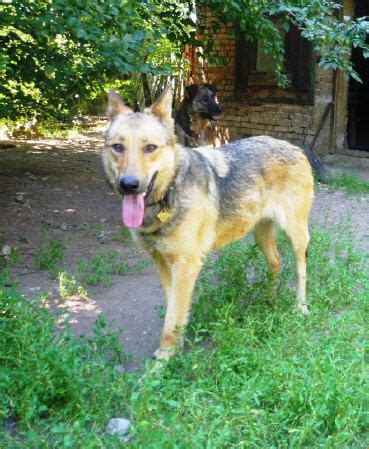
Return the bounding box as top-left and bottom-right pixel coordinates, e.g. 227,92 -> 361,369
193,8 -> 334,156
333,0 -> 354,153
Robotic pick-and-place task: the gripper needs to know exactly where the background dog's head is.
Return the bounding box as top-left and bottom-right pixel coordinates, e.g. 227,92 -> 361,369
102,86 -> 177,228
184,84 -> 221,121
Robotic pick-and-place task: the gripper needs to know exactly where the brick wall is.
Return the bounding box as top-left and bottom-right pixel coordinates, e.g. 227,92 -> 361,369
193,8 -> 334,156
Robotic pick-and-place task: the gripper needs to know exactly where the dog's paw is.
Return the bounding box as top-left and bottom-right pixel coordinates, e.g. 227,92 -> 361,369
149,358 -> 167,375
153,347 -> 175,361
146,347 -> 177,373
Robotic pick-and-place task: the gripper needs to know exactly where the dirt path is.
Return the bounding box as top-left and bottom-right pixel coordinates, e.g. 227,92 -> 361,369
1,130 -> 368,367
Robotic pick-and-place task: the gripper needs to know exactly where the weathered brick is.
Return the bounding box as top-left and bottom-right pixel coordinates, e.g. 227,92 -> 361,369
193,6 -> 335,153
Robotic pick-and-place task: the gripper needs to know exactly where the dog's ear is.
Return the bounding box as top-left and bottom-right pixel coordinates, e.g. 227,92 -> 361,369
184,84 -> 199,100
145,84 -> 173,129
204,83 -> 217,95
107,89 -> 133,118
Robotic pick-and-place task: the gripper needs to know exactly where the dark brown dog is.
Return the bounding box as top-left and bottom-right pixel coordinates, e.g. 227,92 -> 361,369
174,84 -> 221,147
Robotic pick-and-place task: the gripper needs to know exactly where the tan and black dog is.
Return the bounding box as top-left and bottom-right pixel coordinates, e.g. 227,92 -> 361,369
174,83 -> 221,147
102,86 -> 314,362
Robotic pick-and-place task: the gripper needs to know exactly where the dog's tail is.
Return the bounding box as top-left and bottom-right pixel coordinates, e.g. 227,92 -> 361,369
302,101 -> 333,183
303,148 -> 331,183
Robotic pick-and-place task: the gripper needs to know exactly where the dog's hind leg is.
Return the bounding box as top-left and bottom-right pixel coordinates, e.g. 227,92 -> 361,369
154,254 -> 203,361
253,219 -> 280,292
284,221 -> 310,315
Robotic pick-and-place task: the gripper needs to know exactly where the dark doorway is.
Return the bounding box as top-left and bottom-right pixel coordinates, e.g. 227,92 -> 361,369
347,1 -> 369,151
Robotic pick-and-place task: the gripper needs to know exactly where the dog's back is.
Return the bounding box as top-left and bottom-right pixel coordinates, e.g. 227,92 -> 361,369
170,136 -> 313,250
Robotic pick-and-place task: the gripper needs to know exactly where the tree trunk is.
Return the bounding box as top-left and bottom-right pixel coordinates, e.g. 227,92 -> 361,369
141,73 -> 152,107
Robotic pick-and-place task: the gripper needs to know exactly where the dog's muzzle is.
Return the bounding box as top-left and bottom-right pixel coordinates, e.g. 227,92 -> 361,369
202,104 -> 222,121
117,171 -> 158,198
118,176 -> 140,194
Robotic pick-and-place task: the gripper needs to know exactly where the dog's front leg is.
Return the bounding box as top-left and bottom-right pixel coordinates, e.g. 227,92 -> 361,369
150,250 -> 171,304
153,254 -> 203,361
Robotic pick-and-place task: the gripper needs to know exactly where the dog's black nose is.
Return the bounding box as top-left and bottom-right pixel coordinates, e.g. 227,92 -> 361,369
119,176 -> 140,193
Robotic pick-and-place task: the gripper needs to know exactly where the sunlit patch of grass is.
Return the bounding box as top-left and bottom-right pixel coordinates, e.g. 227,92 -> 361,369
58,271 -> 88,301
0,119 -> 83,140
33,124 -> 83,139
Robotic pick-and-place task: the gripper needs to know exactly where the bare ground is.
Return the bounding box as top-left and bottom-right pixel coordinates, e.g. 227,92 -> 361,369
1,130 -> 368,367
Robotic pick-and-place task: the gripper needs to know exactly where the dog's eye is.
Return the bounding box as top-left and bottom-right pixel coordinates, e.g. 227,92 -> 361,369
201,97 -> 209,104
144,144 -> 157,153
112,143 -> 124,153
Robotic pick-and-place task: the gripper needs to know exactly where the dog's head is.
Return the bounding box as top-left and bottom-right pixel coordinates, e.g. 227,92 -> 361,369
184,84 -> 221,121
102,85 -> 177,229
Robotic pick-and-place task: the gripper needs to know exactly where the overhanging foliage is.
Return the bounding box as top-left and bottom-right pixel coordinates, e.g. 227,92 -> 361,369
0,0 -> 368,121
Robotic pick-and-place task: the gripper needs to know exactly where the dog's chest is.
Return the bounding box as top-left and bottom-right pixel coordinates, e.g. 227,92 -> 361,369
186,133 -> 206,147
135,230 -> 171,255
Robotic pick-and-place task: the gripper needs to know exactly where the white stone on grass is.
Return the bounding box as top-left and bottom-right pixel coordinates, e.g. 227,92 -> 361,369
106,418 -> 131,437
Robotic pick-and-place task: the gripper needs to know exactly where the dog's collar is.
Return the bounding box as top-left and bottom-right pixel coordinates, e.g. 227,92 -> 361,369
144,171 -> 158,200
145,181 -> 175,223
146,186 -> 174,208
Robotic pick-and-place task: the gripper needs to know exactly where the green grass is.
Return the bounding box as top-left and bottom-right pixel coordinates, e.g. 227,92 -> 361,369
33,238 -> 148,296
76,252 -> 149,286
82,223 -> 104,238
1,224 -> 368,448
0,276 -> 131,447
326,172 -> 369,194
112,226 -> 132,243
34,240 -> 65,270
82,224 -> 132,243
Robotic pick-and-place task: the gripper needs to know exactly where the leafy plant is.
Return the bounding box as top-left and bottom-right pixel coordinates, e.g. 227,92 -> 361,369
34,240 -> 65,270
58,271 -> 88,301
1,0 -> 369,123
0,0 -> 193,121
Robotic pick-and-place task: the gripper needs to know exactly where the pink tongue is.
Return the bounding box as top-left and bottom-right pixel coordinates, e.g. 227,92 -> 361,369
122,194 -> 144,228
